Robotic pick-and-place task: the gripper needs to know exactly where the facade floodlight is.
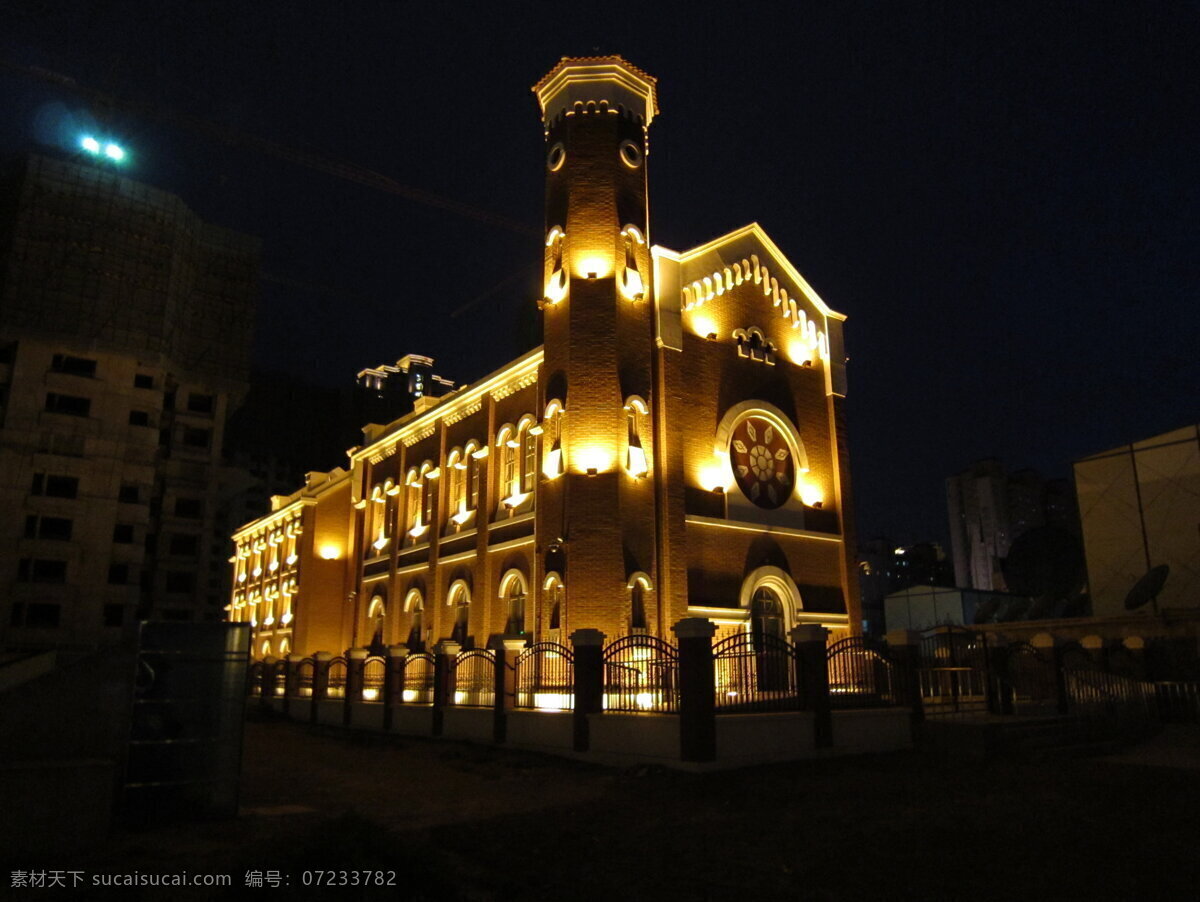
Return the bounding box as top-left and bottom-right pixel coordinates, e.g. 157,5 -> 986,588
104,143 -> 125,161
80,136 -> 101,154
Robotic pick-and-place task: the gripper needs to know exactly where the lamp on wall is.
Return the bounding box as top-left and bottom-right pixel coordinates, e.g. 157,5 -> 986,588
586,467 -> 598,477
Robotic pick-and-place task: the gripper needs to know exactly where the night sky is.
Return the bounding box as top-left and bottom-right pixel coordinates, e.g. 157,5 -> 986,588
2,2 -> 1196,547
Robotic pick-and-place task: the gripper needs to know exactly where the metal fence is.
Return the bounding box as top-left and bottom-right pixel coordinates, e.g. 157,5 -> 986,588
247,661 -> 264,697
514,642 -> 574,710
294,658 -> 315,697
603,634 -> 679,713
827,636 -> 897,708
400,653 -> 436,704
713,631 -> 801,712
1065,668 -> 1158,739
326,656 -> 347,699
452,648 -> 496,707
362,656 -> 386,702
268,659 -> 287,697
1154,681 -> 1200,722
918,626 -> 991,717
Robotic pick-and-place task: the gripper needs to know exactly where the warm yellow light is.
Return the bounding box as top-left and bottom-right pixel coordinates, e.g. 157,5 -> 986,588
698,458 -> 731,492
454,690 -> 467,705
575,256 -> 611,279
318,545 -> 342,560
574,445 -> 615,474
542,446 -> 564,479
402,689 -> 419,703
799,482 -> 824,507
635,692 -> 656,709
285,554 -> 298,565
533,693 -> 573,710
362,688 -> 380,702
619,266 -> 644,300
787,339 -> 816,366
625,444 -> 648,478
281,611 -> 293,625
689,314 -> 717,339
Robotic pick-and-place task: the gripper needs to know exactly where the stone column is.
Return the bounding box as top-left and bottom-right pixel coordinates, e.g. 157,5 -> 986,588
489,637 -> 527,743
260,656 -> 277,708
383,644 -> 408,730
570,629 -> 605,752
791,625 -> 832,750
672,618 -> 717,764
283,653 -> 301,717
312,652 -> 332,725
346,648 -> 368,726
432,640 -> 461,737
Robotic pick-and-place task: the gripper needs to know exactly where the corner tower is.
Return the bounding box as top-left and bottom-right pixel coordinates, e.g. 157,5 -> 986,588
533,57 -> 662,639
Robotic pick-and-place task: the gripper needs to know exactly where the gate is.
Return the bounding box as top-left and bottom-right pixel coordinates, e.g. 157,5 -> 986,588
294,658 -> 315,697
451,648 -> 496,707
514,642 -> 574,710
713,631 -> 801,712
603,634 -> 679,713
827,636 -> 897,708
997,641 -> 1059,715
362,656 -> 386,702
918,626 -> 991,717
326,656 -> 348,698
400,653 -> 435,704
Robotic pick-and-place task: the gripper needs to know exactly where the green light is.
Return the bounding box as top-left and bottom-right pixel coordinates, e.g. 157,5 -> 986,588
81,136 -> 101,154
104,143 -> 125,161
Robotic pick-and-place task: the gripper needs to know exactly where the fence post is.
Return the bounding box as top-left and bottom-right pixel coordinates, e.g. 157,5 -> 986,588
791,625 -> 832,749
383,644 -> 408,730
312,652 -> 332,724
346,648 -> 368,726
672,618 -> 717,764
260,656 -> 277,709
1033,634 -> 1069,715
570,629 -> 605,752
489,637 -> 526,743
885,629 -> 924,720
283,654 -> 300,717
432,640 -> 461,737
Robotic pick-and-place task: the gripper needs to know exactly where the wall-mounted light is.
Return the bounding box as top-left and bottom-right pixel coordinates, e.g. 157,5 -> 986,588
705,332 -> 718,341
318,544 -> 342,560
586,467 -> 598,477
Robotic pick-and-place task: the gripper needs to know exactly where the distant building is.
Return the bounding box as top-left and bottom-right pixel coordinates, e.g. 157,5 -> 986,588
884,585 -> 1026,632
858,538 -> 953,634
354,354 -> 454,429
1074,425 -> 1200,617
946,460 -> 1078,591
0,153 -> 258,648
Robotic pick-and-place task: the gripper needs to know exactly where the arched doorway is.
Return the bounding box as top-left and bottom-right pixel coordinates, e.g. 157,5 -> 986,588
750,586 -> 785,639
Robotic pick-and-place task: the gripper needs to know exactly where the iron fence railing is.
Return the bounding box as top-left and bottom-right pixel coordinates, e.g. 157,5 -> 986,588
1065,668 -> 1158,739
514,642 -> 574,710
1155,681 -> 1200,722
400,653 -> 436,704
451,649 -> 496,707
603,634 -> 679,713
294,658 -> 315,697
247,661 -> 264,697
998,641 -> 1059,715
827,636 -> 897,708
713,631 -> 801,712
326,656 -> 347,699
362,656 -> 386,702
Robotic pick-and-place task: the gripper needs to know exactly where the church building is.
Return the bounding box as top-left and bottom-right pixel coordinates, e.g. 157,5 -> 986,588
230,56 -> 861,660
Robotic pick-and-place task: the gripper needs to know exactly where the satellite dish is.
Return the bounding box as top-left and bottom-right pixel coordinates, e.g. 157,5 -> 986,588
1124,564 -> 1169,612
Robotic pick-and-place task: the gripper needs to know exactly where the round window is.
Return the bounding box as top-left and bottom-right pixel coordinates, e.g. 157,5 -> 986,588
546,142 -> 566,172
619,139 -> 642,168
730,416 -> 795,509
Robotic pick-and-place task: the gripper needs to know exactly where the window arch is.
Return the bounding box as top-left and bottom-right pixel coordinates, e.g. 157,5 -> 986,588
543,572 -> 564,633
542,401 -> 565,478
626,571 -> 653,633
738,566 -> 803,636
447,579 -> 471,645
623,396 -> 649,478
367,593 -> 387,652
446,448 -> 468,530
713,401 -> 811,510
518,415 -> 538,494
404,587 -> 425,650
260,639 -> 271,659
496,424 -> 519,501
464,440 -> 483,513
278,637 -> 290,657
420,461 -> 436,528
499,569 -> 528,636
403,467 -> 424,540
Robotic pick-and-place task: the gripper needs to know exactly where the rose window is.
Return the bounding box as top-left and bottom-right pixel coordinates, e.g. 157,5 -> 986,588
730,415 -> 795,510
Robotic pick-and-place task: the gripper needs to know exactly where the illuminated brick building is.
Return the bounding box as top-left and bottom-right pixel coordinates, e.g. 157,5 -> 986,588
232,57 -> 861,660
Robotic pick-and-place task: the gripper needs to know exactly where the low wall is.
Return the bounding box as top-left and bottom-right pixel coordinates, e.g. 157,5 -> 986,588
315,699 -> 343,726
506,709 -> 575,753
831,708 -> 913,753
715,712 -> 816,765
349,702 -> 385,731
390,704 -> 435,736
442,706 -> 494,742
587,713 -> 679,766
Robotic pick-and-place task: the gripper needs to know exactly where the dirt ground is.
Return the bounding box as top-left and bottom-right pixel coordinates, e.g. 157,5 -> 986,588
52,715 -> 1200,900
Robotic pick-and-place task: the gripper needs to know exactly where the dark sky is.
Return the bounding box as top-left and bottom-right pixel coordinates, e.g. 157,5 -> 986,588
2,2 -> 1196,547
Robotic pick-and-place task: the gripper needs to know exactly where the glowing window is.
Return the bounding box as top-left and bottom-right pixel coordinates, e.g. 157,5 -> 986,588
500,570 -> 527,636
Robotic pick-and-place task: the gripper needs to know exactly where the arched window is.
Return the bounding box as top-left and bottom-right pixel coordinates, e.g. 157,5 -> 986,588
420,462 -> 436,528
544,573 -> 564,632
751,586 -> 785,640
404,467 -> 423,540
623,396 -> 649,478
367,594 -> 387,654
446,449 -> 467,530
404,588 -> 425,650
260,639 -> 271,659
520,417 -> 538,494
627,572 -> 652,633
542,401 -> 565,478
278,638 -> 290,657
500,570 -> 528,636
464,440 -> 482,512
619,224 -> 645,301
448,580 -> 471,646
497,424 -> 519,501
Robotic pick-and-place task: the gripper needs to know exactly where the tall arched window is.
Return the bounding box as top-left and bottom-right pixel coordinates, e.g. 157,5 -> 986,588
497,424 -> 519,501
278,638 -> 290,657
404,467 -> 424,541
544,573 -> 564,633
623,396 -> 649,478
404,588 -> 425,650
465,440 -> 482,512
627,572 -> 652,634
446,449 -> 468,531
519,417 -> 538,494
500,570 -> 528,636
751,586 -> 785,639
420,462 -> 436,528
542,401 -> 565,478
448,580 -> 471,646
367,594 -> 387,654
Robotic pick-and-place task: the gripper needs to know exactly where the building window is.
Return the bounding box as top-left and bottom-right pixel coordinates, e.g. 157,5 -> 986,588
18,558 -> 68,583
45,392 -> 91,417
113,523 -> 135,544
129,410 -> 151,427
542,402 -> 565,478
404,588 -> 425,650
32,473 -> 79,498
520,419 -> 537,494
169,534 -> 199,556
500,570 -> 527,636
108,563 -> 130,585
628,573 -> 652,633
119,484 -> 142,504
367,594 -> 386,654
133,373 -> 154,389
174,497 -> 203,519
14,602 -> 61,628
25,515 -> 73,541
103,604 -> 125,627
624,397 -> 649,477
51,354 -> 97,377
421,463 -> 435,529
404,468 -> 424,540
187,393 -> 214,414
465,441 -> 482,512
181,426 -> 210,449
448,581 -> 470,646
